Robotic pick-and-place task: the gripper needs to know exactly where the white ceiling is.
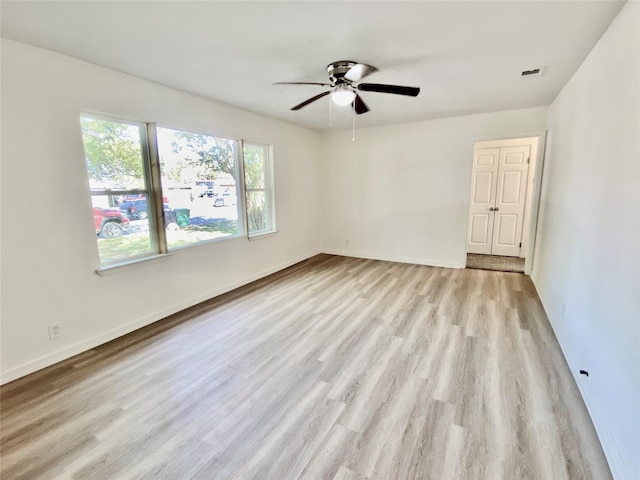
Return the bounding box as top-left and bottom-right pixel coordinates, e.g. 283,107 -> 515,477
1,1 -> 625,130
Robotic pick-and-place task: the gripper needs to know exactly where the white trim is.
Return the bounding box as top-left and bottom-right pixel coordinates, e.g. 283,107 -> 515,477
465,131 -> 547,275
236,138 -> 248,236
96,252 -> 173,276
243,141 -> 276,235
267,145 -> 276,231
529,277 -> 627,480
1,250 -> 321,385
474,136 -> 539,149
146,123 -> 167,254
519,139 -> 538,258
576,374 -> 629,480
248,230 -> 278,241
165,232 -> 245,252
523,132 -> 547,275
322,249 -> 464,269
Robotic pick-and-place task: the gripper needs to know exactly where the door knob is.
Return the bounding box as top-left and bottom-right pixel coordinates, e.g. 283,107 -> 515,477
489,207 -> 500,212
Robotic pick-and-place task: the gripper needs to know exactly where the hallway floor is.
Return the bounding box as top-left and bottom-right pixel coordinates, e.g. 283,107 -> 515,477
466,253 -> 525,273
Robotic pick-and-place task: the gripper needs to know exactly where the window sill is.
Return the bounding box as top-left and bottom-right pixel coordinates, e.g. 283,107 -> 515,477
166,233 -> 244,252
248,230 -> 278,241
95,253 -> 173,276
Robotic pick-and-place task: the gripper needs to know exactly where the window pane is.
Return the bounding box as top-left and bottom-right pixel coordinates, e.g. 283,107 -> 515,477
246,190 -> 267,233
243,144 -> 265,189
92,194 -> 154,264
80,117 -> 146,190
156,127 -> 239,249
244,142 -> 274,236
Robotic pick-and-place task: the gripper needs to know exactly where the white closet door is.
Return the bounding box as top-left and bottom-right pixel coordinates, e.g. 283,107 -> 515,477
466,148 -> 499,254
491,145 -> 531,256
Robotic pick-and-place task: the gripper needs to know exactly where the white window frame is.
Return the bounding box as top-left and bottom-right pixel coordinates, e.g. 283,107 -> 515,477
81,113 -> 162,265
154,124 -> 246,251
242,141 -> 276,238
81,113 -> 276,271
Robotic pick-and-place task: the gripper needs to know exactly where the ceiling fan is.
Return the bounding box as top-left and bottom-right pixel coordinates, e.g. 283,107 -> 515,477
275,60 -> 420,114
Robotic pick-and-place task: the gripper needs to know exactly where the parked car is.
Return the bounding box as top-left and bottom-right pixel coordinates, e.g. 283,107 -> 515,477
120,197 -> 169,219
121,194 -> 145,202
119,198 -> 148,219
195,181 -> 215,197
94,207 -> 129,238
197,186 -> 215,198
213,193 -> 236,207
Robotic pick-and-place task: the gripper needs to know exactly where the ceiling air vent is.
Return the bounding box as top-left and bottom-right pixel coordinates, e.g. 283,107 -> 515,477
521,67 -> 543,77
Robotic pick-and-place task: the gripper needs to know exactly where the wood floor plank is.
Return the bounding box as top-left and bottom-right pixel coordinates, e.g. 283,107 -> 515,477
0,254 -> 612,480
297,424 -> 355,480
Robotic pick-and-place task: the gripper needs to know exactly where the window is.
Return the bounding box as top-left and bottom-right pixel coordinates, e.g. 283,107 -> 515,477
243,143 -> 275,236
80,114 -> 275,267
156,127 -> 241,250
80,116 -> 157,264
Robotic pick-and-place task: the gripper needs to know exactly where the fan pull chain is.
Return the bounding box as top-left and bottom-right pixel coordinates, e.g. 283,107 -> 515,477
352,104 -> 356,142
328,94 -> 332,127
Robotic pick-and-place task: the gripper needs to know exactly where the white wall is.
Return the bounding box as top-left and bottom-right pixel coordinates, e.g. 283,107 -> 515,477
3,13 -> 638,475
321,108 -> 548,267
531,3 -> 640,479
0,40 -> 322,383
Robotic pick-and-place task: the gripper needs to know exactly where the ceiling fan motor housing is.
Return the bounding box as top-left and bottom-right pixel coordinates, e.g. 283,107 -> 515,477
327,60 -> 357,83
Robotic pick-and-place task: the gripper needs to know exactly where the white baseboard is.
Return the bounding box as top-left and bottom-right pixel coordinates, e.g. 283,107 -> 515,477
574,369 -> 630,480
0,250 -> 321,385
322,249 -> 465,269
529,277 -> 630,480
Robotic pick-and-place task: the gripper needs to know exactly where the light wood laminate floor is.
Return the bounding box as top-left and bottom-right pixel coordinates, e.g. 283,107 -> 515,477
0,255 -> 611,480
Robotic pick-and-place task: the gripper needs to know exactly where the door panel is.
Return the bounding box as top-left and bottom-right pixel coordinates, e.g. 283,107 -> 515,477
504,152 -> 525,164
473,172 -> 494,204
495,214 -> 518,245
500,171 -> 522,204
491,145 -> 530,256
467,148 -> 499,254
476,153 -> 496,166
470,213 -> 492,245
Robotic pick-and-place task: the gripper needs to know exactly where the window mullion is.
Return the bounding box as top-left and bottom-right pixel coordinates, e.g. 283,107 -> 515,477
266,145 -> 275,232
90,189 -> 147,196
238,138 -> 249,237
145,123 -> 168,254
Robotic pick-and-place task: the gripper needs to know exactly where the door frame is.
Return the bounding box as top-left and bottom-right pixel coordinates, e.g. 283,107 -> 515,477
465,132 -> 548,275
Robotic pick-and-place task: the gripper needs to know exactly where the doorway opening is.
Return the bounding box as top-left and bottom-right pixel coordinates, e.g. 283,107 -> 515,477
465,136 -> 544,274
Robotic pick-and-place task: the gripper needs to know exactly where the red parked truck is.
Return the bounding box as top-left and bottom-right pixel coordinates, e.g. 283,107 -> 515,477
93,207 -> 129,238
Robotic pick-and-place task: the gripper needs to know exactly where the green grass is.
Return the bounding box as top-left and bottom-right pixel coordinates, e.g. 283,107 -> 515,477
183,219 -> 238,235
98,234 -> 153,263
167,219 -> 239,248
97,218 -> 239,262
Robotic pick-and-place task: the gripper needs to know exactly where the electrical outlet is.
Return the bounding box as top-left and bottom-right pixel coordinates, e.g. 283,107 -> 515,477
48,322 -> 62,340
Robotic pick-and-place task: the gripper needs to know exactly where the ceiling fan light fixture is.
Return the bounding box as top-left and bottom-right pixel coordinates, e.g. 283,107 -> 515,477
277,60 -> 420,114
331,85 -> 356,106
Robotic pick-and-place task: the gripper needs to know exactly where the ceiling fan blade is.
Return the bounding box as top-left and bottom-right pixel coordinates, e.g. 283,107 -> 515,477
291,91 -> 331,110
274,82 -> 332,86
352,94 -> 370,115
357,83 -> 420,97
344,63 -> 378,83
